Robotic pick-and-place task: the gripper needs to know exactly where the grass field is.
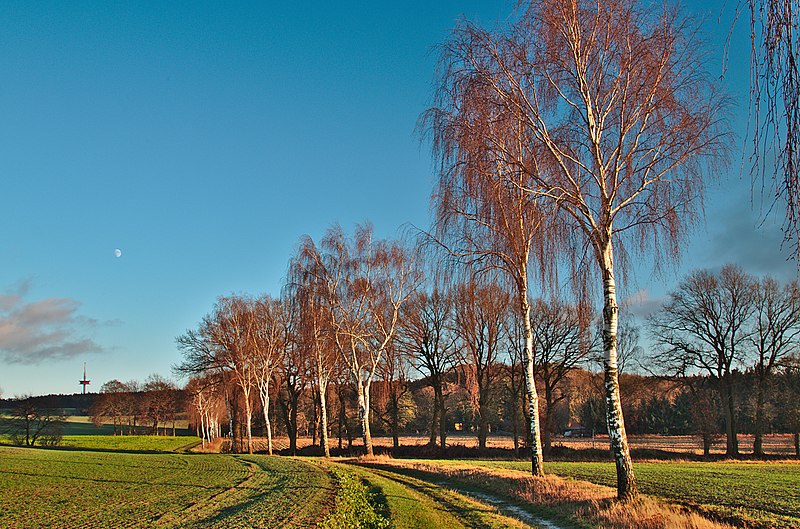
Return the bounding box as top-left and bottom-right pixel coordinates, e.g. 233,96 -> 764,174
0,446 -> 334,528
0,446 -> 534,529
2,434 -> 796,528
59,435 -> 202,452
413,459 -> 800,529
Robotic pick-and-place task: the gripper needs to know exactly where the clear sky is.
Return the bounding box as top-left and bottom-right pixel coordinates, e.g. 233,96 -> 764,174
0,1 -> 794,396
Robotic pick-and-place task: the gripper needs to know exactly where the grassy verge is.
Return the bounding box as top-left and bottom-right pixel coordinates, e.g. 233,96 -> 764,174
343,464 -> 467,529
320,465 -> 391,529
349,462 -> 531,529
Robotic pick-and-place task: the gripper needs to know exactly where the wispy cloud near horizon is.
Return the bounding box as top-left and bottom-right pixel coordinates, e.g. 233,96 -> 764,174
0,280 -> 108,364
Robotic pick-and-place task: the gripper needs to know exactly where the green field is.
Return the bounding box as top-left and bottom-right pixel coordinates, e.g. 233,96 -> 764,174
0,446 -> 334,528
422,459 -> 800,529
3,439 -> 796,528
60,435 -> 201,452
0,446 -> 536,529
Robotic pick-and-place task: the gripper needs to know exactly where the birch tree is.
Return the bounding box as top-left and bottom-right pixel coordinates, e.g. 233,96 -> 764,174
425,48 -> 560,474
249,295 -> 285,456
289,237 -> 341,458
426,0 -> 727,497
311,224 -> 421,457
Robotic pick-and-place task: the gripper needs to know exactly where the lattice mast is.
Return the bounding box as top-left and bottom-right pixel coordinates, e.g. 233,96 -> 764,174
79,362 -> 90,394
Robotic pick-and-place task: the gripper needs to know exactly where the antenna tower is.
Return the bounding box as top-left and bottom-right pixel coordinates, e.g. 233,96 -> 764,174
79,362 -> 90,394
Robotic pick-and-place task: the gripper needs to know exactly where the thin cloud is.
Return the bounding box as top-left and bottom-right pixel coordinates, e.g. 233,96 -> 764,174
622,289 -> 665,320
0,282 -> 107,364
702,193 -> 797,282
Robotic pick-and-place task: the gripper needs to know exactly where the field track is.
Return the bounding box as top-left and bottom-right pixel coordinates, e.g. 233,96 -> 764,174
338,460 -> 547,529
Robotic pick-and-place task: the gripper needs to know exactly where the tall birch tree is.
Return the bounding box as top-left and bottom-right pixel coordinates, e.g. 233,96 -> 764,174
426,0 -> 727,498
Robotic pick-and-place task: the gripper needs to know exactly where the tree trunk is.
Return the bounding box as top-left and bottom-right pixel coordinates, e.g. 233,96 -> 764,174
311,388 -> 319,447
511,396 -> 520,455
477,381 -> 490,450
320,381 -> 331,458
599,242 -> 637,500
435,386 -> 447,448
428,392 -> 439,446
723,374 -> 739,457
338,389 -> 345,450
543,387 -> 553,455
794,432 -> 799,457
753,377 -> 765,456
244,396 -> 253,454
522,294 -> 545,477
288,402 -> 298,455
357,380 -> 374,456
477,405 -> 488,450
391,393 -> 400,449
262,387 -> 273,456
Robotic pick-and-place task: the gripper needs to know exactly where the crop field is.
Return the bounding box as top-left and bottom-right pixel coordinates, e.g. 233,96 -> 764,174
413,458 -> 800,529
0,446 -> 334,528
59,435 -> 201,452
2,438 -> 796,528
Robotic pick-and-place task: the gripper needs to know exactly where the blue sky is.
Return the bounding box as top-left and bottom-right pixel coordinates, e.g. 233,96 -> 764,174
0,1 -> 794,396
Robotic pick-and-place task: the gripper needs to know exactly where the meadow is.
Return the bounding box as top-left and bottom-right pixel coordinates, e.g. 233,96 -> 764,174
59,435 -> 201,452
2,430 -> 798,529
0,446 -> 334,529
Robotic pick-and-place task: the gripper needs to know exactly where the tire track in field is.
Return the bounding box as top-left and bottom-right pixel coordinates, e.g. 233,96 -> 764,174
151,457 -> 258,527
254,458 -> 336,529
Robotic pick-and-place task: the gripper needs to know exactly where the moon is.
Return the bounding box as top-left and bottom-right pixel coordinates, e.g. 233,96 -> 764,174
114,248 -> 122,258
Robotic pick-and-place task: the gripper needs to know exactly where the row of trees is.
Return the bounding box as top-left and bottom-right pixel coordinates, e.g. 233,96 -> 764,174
187,0 -> 798,503
175,223 -> 607,456
650,264 -> 800,456
0,397 -> 66,447
89,375 -> 183,436
172,260 -> 800,453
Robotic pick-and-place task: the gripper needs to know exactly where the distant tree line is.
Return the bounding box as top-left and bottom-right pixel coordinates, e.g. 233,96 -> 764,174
88,374 -> 185,436
0,397 -> 66,447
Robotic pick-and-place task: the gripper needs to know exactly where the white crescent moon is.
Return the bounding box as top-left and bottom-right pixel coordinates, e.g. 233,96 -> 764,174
114,249 -> 122,258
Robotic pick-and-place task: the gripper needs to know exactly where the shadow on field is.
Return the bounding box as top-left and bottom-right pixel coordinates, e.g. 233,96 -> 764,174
273,442 -> 797,462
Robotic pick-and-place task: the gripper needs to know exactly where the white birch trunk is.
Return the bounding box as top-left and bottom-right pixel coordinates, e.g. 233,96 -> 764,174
259,381 -> 273,456
521,293 -> 545,476
243,391 -> 253,454
600,240 -> 637,500
357,379 -> 374,456
319,380 -> 331,458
